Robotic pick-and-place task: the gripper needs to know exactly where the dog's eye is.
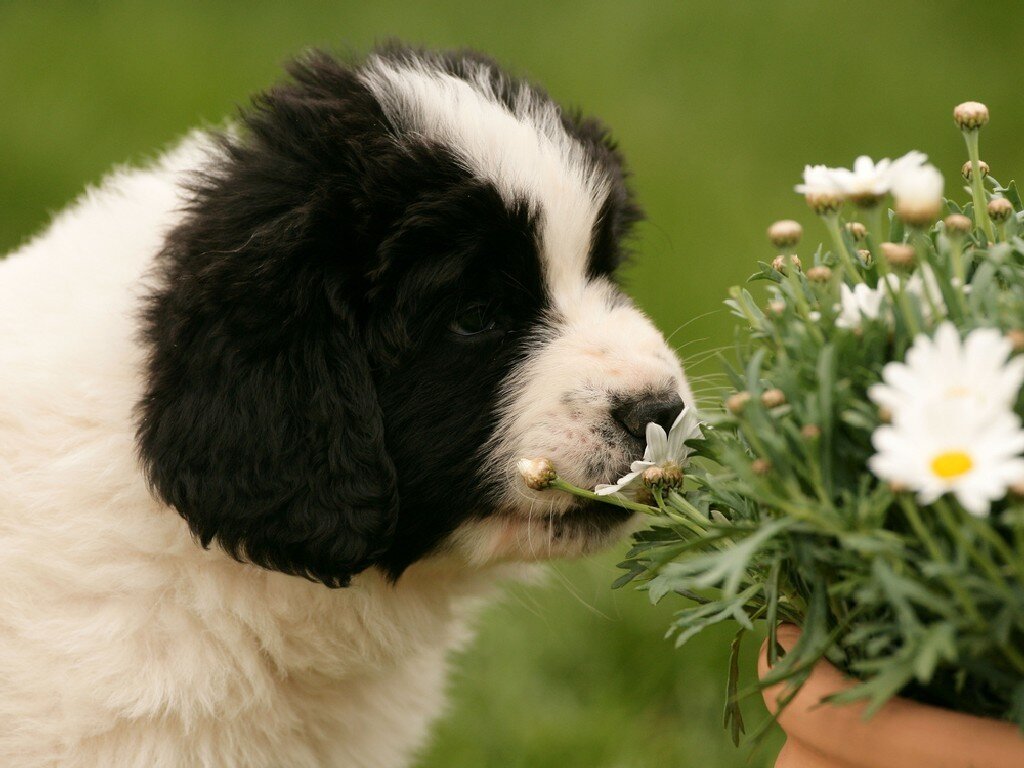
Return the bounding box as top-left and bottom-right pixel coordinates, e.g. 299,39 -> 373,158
450,304 -> 499,337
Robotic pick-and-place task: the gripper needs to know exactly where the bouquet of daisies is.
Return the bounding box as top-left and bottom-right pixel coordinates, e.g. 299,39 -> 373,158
523,101 -> 1024,740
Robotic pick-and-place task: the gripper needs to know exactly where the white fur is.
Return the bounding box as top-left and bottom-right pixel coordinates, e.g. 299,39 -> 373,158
0,62 -> 688,766
0,136 -> 514,768
360,56 -> 608,300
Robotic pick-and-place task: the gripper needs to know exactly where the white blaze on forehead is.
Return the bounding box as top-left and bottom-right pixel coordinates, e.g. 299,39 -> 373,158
359,56 -> 611,301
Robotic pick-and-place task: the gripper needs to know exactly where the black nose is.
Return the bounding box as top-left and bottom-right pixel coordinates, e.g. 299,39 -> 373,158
611,392 -> 685,441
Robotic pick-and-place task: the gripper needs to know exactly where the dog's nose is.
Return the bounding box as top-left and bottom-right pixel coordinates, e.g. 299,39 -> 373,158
611,392 -> 685,441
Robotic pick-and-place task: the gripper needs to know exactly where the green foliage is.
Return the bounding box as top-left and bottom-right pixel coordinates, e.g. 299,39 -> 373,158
569,124 -> 1024,741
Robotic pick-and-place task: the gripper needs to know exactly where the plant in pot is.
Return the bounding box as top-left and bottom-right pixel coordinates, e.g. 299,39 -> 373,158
522,102 -> 1024,766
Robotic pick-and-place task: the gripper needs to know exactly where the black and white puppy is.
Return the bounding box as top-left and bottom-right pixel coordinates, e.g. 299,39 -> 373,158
0,45 -> 690,767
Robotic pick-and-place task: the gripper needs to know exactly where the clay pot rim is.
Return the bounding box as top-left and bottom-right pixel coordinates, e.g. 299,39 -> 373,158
759,624 -> 1024,768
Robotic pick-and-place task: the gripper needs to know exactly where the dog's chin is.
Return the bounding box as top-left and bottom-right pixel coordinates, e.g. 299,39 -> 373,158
447,498 -> 640,567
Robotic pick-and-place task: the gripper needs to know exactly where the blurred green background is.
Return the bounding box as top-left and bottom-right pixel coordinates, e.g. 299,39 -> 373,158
4,2 -> 1024,766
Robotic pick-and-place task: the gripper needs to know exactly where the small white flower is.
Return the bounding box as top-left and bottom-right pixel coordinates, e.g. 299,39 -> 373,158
794,164 -> 843,197
595,407 -> 703,498
888,150 -> 929,179
834,268 -> 947,331
891,162 -> 945,224
869,322 -> 1024,423
904,265 -> 947,320
836,282 -> 887,329
826,152 -> 928,204
868,408 -> 1024,516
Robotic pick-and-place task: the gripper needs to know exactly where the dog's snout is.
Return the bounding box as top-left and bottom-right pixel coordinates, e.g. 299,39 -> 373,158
611,392 -> 684,441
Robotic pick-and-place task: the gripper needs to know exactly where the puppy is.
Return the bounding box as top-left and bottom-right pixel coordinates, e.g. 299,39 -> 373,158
0,45 -> 690,767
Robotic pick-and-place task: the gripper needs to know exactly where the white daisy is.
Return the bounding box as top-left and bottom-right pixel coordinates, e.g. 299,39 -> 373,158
868,408 -> 1024,516
829,155 -> 893,203
869,322 -> 1024,423
834,268 -> 947,331
595,407 -> 703,498
818,152 -> 928,205
836,282 -> 888,329
891,162 -> 945,225
794,164 -> 844,197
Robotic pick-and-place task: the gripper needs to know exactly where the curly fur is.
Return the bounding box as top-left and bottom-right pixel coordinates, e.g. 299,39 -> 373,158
0,45 -> 688,767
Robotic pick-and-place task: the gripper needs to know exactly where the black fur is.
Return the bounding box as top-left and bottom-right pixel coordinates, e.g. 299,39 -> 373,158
136,46 -> 639,586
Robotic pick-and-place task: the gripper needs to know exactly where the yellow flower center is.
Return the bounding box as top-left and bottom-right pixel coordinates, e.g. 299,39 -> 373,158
930,451 -> 974,480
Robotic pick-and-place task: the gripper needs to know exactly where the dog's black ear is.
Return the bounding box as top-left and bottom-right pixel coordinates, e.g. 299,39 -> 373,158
136,53 -> 399,587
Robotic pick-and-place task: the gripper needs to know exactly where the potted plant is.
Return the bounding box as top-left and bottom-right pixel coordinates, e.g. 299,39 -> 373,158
522,101 -> 1024,764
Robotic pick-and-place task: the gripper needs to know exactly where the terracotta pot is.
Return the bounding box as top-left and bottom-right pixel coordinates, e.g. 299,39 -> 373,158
759,625 -> 1024,768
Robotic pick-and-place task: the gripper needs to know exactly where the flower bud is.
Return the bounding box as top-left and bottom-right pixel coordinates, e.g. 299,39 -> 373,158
943,213 -> 972,235
961,159 -> 990,181
726,391 -> 751,414
768,220 -> 803,249
771,254 -> 801,274
953,101 -> 989,130
844,222 -> 867,241
1006,329 -> 1024,353
760,388 -> 786,408
767,300 -> 786,315
988,197 -> 1014,223
517,458 -> 555,490
805,265 -> 833,283
880,242 -> 916,269
751,458 -> 772,476
857,249 -> 873,267
800,423 -> 821,440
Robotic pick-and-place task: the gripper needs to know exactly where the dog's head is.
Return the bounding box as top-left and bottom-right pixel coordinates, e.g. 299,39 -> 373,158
137,46 -> 690,587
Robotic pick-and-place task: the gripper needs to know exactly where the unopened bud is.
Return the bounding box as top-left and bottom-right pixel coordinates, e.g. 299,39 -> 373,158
760,388 -> 786,408
768,220 -> 803,249
944,213 -> 972,235
517,458 -> 556,490
751,458 -> 772,476
953,101 -> 989,131
880,242 -> 916,269
800,423 -> 821,440
772,254 -> 801,273
844,222 -> 867,241
806,265 -> 833,283
961,159 -> 990,181
1006,329 -> 1024,352
726,391 -> 751,414
988,197 -> 1014,223
857,249 -> 873,267
767,300 -> 786,315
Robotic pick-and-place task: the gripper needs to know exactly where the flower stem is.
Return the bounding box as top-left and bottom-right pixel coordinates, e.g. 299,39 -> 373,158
963,129 -> 996,241
549,477 -> 655,516
823,214 -> 863,284
899,496 -> 984,626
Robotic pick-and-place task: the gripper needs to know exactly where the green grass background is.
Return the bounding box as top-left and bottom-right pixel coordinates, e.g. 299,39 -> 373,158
4,2 -> 1024,765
